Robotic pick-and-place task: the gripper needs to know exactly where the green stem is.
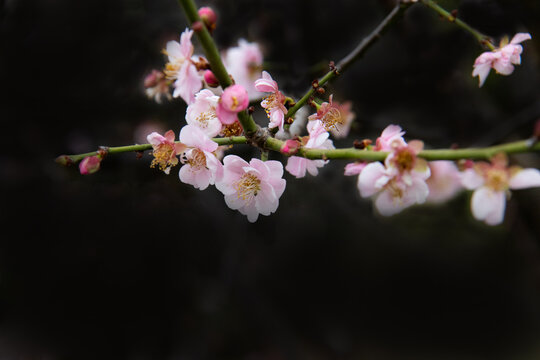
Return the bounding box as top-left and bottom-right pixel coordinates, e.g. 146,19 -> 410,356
285,1 -> 415,121
176,0 -> 258,134
420,0 -> 496,50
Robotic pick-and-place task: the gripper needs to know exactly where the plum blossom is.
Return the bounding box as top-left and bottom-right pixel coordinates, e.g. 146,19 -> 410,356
164,28 -> 203,104
144,69 -> 171,104
472,33 -> 532,87
178,125 -> 223,190
186,89 -> 222,137
358,135 -> 430,216
285,120 -> 335,178
216,84 -> 249,125
308,95 -> 356,138
147,130 -> 187,174
460,153 -> 540,225
223,39 -> 264,100
344,162 -> 367,176
425,160 -> 463,204
255,71 -> 288,132
374,124 -> 406,151
216,155 -> 286,223
79,156 -> 102,175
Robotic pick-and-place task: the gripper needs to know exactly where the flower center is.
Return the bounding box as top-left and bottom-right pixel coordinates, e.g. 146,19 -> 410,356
195,110 -> 217,128
321,107 -> 344,131
151,144 -> 176,171
485,168 -> 509,192
220,121 -> 243,137
234,173 -> 261,203
392,148 -> 415,173
187,149 -> 207,170
262,93 -> 282,116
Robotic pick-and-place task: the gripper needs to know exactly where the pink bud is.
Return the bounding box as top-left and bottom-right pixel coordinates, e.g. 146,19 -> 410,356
220,84 -> 249,112
280,139 -> 301,155
79,156 -> 102,175
198,7 -> 217,31
203,70 -> 219,87
144,69 -> 163,88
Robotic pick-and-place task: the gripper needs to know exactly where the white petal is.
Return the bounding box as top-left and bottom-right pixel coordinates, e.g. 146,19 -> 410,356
509,168 -> 540,189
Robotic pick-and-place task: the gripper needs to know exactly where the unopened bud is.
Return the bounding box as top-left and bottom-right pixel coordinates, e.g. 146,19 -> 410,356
203,70 -> 219,87
55,155 -> 73,166
280,139 -> 301,156
144,69 -> 164,88
191,20 -> 204,32
79,156 -> 102,175
198,7 -> 217,32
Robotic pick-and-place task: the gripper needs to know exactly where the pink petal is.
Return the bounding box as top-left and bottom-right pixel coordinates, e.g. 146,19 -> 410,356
460,168 -> 484,190
509,168 -> 540,189
471,187 -> 506,225
357,162 -> 386,198
285,156 -> 307,178
472,62 -> 492,87
510,32 -> 531,45
146,132 -> 166,146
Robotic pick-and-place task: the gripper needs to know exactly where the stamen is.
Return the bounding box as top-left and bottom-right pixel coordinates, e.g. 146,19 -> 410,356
321,107 -> 343,130
485,168 -> 509,192
234,173 -> 261,203
187,149 -> 207,170
195,110 -> 217,128
150,144 -> 176,171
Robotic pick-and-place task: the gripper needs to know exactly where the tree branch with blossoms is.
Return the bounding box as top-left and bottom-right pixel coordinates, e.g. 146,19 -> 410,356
57,0 -> 540,225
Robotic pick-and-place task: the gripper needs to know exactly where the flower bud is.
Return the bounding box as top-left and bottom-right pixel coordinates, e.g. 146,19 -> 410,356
79,155 -> 102,175
280,139 -> 301,156
198,7 -> 217,32
203,70 -> 219,87
55,155 -> 73,166
220,84 -> 249,112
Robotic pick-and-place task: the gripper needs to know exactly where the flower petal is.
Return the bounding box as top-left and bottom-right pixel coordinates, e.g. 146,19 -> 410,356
509,168 -> 540,189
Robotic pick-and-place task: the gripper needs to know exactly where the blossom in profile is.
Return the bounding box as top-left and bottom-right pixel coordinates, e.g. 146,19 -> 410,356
163,28 -> 203,104
285,120 -> 335,178
254,71 -> 288,132
186,89 -> 222,137
147,130 -> 187,174
460,153 -> 540,225
223,39 -> 264,100
344,162 -> 367,176
373,124 -> 406,151
216,155 -> 286,222
79,156 -> 102,175
144,69 -> 171,104
358,137 -> 430,216
308,95 -> 356,138
178,125 -> 222,190
425,160 -> 463,204
472,33 -> 532,87
216,84 -> 249,125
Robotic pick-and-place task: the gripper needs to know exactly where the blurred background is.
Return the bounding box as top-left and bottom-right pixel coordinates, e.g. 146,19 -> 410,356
1,0 -> 540,359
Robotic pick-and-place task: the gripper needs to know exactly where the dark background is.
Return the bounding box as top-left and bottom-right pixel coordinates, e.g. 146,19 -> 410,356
1,0 -> 540,359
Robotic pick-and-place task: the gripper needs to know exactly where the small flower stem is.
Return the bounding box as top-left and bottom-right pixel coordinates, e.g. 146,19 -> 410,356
176,0 -> 259,134
419,0 -> 496,50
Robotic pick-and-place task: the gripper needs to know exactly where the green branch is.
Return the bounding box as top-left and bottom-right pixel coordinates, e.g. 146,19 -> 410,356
177,0 -> 258,134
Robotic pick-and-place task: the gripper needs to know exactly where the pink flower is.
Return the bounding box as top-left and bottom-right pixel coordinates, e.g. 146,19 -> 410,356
79,156 -> 102,175
254,71 -> 288,131
460,153 -> 540,225
216,155 -> 286,222
374,124 -> 406,151
198,7 -> 217,32
344,162 -> 367,176
216,84 -> 249,125
144,69 -> 171,104
164,28 -> 203,104
425,160 -> 463,204
223,39 -> 264,100
308,95 -> 356,138
285,120 -> 335,178
147,130 -> 187,174
472,33 -> 532,87
186,89 -> 222,137
178,125 -> 223,190
358,138 -> 430,216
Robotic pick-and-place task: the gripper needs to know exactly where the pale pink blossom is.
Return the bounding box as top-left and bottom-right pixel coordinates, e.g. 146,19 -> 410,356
223,39 -> 264,100
344,162 -> 367,176
374,124 -> 406,151
358,138 -> 430,216
216,155 -> 286,222
147,130 -> 187,174
285,120 -> 335,178
461,153 -> 540,225
255,71 -> 288,131
425,160 -> 463,203
79,156 -> 102,175
186,89 -> 222,137
144,70 -> 171,104
216,84 -> 249,125
472,33 -> 531,87
178,125 -> 223,190
164,28 -> 203,104
308,95 -> 356,138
